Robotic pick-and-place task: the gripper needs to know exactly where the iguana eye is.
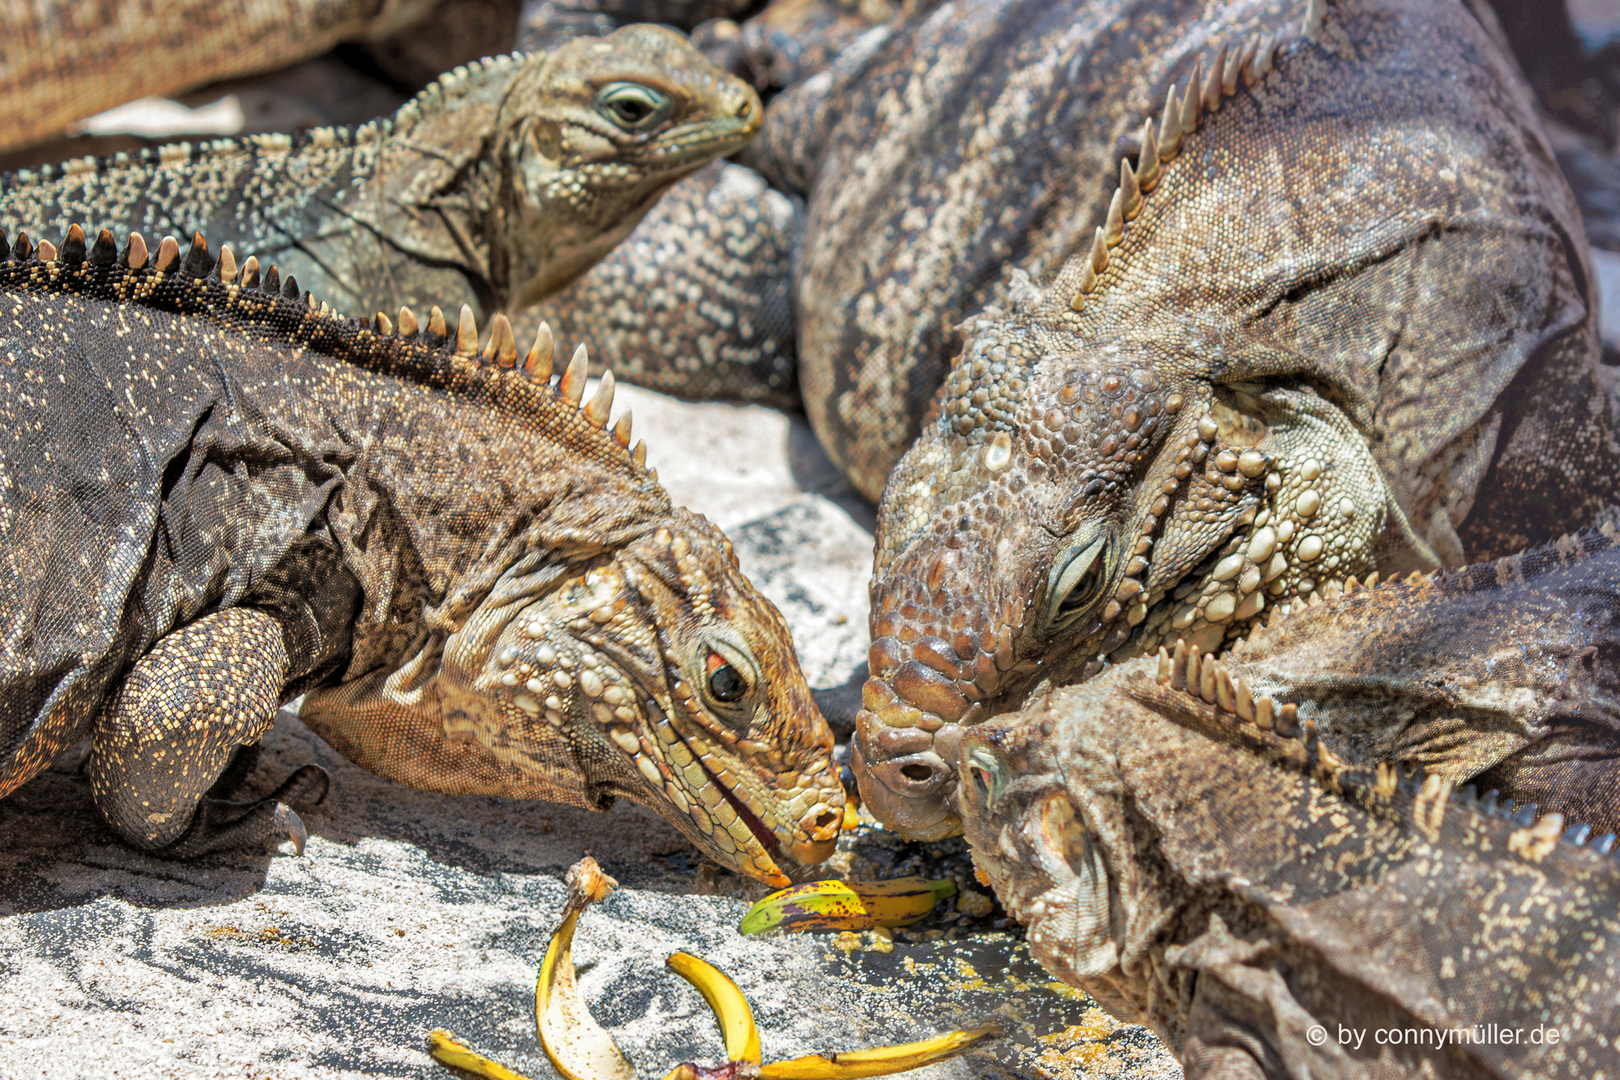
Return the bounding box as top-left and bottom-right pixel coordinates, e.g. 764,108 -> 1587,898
596,83 -> 671,130
1045,532 -> 1108,633
707,656 -> 747,702
699,642 -> 757,712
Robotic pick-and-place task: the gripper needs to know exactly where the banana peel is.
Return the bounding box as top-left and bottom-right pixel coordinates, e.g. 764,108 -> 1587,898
738,878 -> 958,935
427,856 -> 996,1080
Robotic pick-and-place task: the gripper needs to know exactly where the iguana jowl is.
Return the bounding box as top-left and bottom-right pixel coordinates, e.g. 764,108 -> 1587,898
0,224 -> 842,886
0,24 -> 761,323
960,648 -> 1620,1078
856,0 -> 1620,838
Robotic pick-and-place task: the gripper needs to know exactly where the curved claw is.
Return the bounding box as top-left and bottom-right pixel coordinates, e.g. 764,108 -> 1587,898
272,803 -> 308,856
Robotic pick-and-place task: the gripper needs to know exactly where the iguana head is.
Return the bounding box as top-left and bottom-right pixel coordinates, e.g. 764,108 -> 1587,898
442,505 -> 845,886
855,30 -> 1440,838
493,24 -> 763,307
281,301 -> 836,887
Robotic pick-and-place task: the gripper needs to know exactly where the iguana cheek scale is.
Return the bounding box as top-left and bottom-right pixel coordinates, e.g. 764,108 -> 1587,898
0,223 -> 841,886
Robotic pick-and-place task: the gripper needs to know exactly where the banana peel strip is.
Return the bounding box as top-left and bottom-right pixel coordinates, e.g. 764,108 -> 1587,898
536,859 -> 635,1080
428,1030 -> 539,1080
432,857 -> 996,1080
738,878 -> 958,935
666,952 -> 762,1065
757,1025 -> 1001,1080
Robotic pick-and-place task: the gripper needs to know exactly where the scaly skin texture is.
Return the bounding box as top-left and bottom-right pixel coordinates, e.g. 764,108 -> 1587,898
960,652 -> 1620,1078
0,0 -> 437,153
1219,514 -> 1620,833
857,0 -> 1620,838
0,223 -> 842,885
0,25 -> 761,323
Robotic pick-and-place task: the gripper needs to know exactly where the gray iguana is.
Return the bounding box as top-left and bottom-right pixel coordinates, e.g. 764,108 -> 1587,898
854,0 -> 1620,838
0,223 -> 844,886
959,646 -> 1620,1078
0,24 -> 762,326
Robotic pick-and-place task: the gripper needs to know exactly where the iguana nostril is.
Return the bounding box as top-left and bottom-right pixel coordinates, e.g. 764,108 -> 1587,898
901,763 -> 934,782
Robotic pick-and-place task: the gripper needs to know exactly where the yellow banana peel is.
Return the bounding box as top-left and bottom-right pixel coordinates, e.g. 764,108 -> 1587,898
666,952 -> 762,1065
429,857 -> 995,1080
738,877 -> 958,935
757,1025 -> 1000,1080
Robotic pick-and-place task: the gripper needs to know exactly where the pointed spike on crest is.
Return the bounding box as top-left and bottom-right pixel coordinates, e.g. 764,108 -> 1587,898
484,312 -> 518,366
1156,647 -> 1171,684
60,223 -> 86,264
124,232 -> 148,269
1170,639 -> 1191,691
11,232 -> 31,262
1277,702 -> 1300,736
36,239 -> 57,263
1198,652 -> 1217,704
427,305 -> 447,341
1235,677 -> 1254,721
455,305 -> 478,355
1178,63 -> 1202,135
1255,694 -> 1275,730
262,265 -> 280,295
218,244 -> 237,284
1254,35 -> 1277,78
559,343 -> 589,404
241,254 -> 259,287
1303,0 -> 1327,38
1202,45 -> 1226,112
397,306 -> 418,337
1103,186 -> 1126,245
1215,665 -> 1236,713
316,298 -> 328,315
1089,227 -> 1109,275
584,369 -> 616,426
633,440 -> 647,468
1136,118 -> 1161,190
88,228 -> 117,267
373,310 -> 394,336
1363,571 -> 1380,588
1158,85 -> 1183,159
1222,42 -> 1242,95
1185,646 -> 1202,695
282,274 -> 300,299
1238,36 -> 1261,87
612,409 -> 633,447
1119,157 -> 1142,219
524,320 -> 556,381
183,232 -> 213,278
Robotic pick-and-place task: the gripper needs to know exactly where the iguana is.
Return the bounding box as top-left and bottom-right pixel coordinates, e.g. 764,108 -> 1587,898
0,223 -> 844,887
959,647 -> 1620,1078
1216,515 -> 1620,833
0,0 -> 525,155
855,0 -> 1620,838
0,24 -> 762,325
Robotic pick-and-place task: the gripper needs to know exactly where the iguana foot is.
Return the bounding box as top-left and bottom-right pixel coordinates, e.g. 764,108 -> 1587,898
161,764 -> 330,858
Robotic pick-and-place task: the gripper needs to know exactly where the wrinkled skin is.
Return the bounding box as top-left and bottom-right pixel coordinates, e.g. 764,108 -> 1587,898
857,0 -> 1620,838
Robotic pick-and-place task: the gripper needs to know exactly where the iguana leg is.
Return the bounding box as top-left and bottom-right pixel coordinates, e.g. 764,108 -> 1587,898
87,607 -> 324,856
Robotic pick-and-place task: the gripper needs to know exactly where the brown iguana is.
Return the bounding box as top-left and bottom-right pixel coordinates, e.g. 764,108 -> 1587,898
855,0 -> 1620,838
0,24 -> 762,325
959,648 -> 1620,1078
0,223 -> 844,886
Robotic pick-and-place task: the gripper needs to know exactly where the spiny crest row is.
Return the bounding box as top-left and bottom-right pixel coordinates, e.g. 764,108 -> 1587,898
1152,637 -> 1618,863
0,223 -> 646,470
1067,24 -> 1292,313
